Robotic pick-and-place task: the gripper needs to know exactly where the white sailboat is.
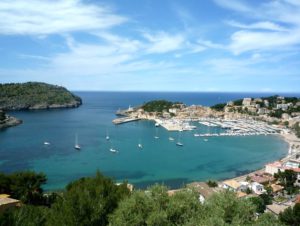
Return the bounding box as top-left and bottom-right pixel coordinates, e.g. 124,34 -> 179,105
154,127 -> 159,139
138,139 -> 143,149
74,134 -> 81,150
168,137 -> 174,141
109,141 -> 118,153
176,131 -> 183,146
106,130 -> 110,140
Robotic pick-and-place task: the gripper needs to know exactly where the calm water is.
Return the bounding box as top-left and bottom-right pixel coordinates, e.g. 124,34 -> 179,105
0,92 -> 296,190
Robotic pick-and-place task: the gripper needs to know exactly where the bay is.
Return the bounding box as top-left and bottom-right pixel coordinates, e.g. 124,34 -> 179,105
0,92 -> 296,190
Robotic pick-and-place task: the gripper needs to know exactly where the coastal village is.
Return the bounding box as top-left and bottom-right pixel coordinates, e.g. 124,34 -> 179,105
111,96 -> 300,217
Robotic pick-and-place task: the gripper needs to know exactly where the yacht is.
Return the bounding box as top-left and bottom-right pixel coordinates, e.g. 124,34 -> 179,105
176,131 -> 183,147
168,137 -> 174,141
176,142 -> 183,146
106,130 -> 110,140
109,148 -> 118,153
155,122 -> 160,127
44,141 -> 50,145
74,134 -> 81,150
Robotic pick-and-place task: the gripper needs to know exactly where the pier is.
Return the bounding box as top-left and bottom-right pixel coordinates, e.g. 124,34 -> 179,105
112,117 -> 140,125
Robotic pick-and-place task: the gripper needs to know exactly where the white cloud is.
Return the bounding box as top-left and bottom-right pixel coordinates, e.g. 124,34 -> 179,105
215,0 -> 300,55
213,0 -> 251,12
229,29 -> 300,55
0,0 -> 127,35
226,20 -> 287,32
143,31 -> 185,54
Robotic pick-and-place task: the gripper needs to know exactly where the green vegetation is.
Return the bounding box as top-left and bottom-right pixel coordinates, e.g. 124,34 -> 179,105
142,100 -> 181,113
279,203 -> 300,226
293,122 -> 300,138
0,82 -> 82,110
233,99 -> 243,106
211,103 -> 226,111
206,180 -> 218,187
274,170 -> 299,194
0,171 -> 47,205
249,196 -> 266,214
270,109 -> 284,118
1,170 -> 298,226
0,110 -> 6,122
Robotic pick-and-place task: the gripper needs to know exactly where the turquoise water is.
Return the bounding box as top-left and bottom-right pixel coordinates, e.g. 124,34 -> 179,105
0,92 -> 292,190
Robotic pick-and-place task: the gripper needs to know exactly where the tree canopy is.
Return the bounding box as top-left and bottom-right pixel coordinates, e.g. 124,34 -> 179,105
0,82 -> 82,110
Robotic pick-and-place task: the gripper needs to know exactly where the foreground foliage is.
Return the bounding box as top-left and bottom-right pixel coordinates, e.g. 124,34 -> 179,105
0,171 -> 296,226
0,171 -> 46,205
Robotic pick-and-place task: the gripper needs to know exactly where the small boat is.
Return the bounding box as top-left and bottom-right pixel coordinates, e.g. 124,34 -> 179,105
109,148 -> 118,153
74,134 -> 81,150
176,131 -> 183,147
155,122 -> 160,127
194,134 -> 200,137
176,142 -> 183,146
138,143 -> 143,149
204,138 -> 208,142
154,127 -> 159,139
169,137 -> 174,141
106,130 -> 110,140
44,141 -> 50,145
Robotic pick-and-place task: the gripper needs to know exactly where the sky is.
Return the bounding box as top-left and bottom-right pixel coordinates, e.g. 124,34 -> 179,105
0,0 -> 300,92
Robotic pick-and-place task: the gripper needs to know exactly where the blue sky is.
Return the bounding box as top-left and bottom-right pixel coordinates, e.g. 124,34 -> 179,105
0,0 -> 300,92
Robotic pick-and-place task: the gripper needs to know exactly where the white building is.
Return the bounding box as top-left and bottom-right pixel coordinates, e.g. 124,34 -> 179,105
265,161 -> 283,175
169,108 -> 177,114
222,180 -> 241,192
242,98 -> 252,106
277,103 -> 292,111
250,182 -> 265,195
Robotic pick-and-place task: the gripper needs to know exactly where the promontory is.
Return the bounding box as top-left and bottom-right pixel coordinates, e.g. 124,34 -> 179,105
0,82 -> 82,129
0,82 -> 82,110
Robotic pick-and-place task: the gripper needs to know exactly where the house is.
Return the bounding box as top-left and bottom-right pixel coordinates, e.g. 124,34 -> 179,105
187,182 -> 220,204
0,194 -> 20,213
250,182 -> 265,195
276,103 -> 292,111
264,100 -> 269,107
242,98 -> 252,106
239,181 -> 250,192
250,172 -> 274,185
265,160 -> 300,185
266,203 -> 291,216
282,113 -> 290,120
222,179 -> 241,192
270,184 -> 284,194
168,108 -> 177,114
265,161 -> 283,175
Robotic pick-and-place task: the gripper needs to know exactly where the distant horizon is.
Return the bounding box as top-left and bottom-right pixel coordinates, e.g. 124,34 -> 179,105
72,90 -> 300,94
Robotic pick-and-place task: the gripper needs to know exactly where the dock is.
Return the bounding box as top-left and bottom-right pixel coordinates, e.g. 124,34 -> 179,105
112,117 -> 140,125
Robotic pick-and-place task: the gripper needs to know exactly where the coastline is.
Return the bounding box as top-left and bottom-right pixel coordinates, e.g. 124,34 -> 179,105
228,131 -> 300,183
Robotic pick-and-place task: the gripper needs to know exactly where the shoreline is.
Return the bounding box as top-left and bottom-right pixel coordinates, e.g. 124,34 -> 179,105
228,131 -> 300,183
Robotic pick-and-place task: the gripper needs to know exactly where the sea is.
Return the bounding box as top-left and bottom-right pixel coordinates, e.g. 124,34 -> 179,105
0,92 -> 298,190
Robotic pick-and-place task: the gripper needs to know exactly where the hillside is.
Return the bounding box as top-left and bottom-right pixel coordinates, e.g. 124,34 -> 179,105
0,82 -> 82,110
